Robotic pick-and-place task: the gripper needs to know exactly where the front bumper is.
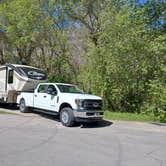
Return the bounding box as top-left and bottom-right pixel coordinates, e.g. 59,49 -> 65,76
73,109 -> 104,122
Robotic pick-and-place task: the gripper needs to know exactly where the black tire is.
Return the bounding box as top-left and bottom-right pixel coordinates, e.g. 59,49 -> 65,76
19,98 -> 29,113
60,107 -> 75,127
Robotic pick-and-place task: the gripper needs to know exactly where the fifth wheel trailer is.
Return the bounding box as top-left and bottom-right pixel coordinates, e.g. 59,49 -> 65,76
0,64 -> 47,103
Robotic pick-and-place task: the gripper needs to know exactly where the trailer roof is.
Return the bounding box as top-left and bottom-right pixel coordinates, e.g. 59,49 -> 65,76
9,64 -> 40,69
39,82 -> 75,86
0,64 -> 40,70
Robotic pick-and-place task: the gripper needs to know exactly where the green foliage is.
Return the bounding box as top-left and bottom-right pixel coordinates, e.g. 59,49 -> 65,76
0,0 -> 77,82
143,80 -> 166,122
78,2 -> 166,122
104,111 -> 157,122
0,0 -> 166,122
0,0 -> 42,63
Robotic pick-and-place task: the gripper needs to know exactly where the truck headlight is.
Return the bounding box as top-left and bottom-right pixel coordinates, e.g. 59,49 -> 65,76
75,99 -> 84,109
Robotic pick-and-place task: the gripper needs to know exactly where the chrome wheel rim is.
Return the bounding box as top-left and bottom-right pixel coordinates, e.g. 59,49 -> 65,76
20,100 -> 25,111
62,111 -> 69,124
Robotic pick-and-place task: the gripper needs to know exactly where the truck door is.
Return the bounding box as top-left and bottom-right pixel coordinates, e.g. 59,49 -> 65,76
34,84 -> 48,109
44,85 -> 58,111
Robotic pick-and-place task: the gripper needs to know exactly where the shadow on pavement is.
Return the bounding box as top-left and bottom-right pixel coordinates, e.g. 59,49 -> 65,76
151,122 -> 166,127
31,111 -> 113,128
0,103 -> 18,110
0,104 -> 113,128
80,120 -> 113,128
30,110 -> 60,121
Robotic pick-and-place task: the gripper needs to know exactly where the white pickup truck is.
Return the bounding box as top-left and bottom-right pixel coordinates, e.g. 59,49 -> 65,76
17,83 -> 103,126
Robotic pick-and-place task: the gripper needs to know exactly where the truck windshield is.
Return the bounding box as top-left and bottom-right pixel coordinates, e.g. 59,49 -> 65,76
56,84 -> 84,94
17,67 -> 47,80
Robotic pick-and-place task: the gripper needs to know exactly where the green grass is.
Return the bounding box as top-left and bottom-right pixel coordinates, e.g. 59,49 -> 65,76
0,110 -> 9,114
104,111 -> 158,123
0,109 -> 159,123
0,110 -> 17,115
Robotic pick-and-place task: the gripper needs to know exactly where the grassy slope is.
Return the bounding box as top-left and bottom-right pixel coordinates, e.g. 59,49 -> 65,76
0,109 -> 159,123
0,110 -> 9,114
104,111 -> 158,122
0,110 -> 17,115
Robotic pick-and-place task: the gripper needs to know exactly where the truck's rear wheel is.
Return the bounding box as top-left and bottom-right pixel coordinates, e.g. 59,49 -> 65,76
60,107 -> 74,127
19,98 -> 29,113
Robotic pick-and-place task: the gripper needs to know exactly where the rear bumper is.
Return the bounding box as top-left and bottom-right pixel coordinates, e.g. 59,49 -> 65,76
73,109 -> 104,122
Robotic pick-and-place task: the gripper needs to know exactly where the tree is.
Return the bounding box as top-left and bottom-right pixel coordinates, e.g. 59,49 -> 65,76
0,0 -> 76,82
79,1 -> 166,116
60,0 -> 110,45
138,0 -> 166,32
0,0 -> 42,63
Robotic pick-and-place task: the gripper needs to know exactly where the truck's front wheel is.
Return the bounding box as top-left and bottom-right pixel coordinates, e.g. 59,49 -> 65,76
19,98 -> 29,113
60,107 -> 75,127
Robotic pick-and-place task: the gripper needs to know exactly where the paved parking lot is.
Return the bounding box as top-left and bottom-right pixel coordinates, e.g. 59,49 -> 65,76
0,111 -> 166,166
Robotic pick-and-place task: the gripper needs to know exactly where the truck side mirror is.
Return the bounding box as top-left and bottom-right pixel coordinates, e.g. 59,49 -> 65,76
47,88 -> 57,96
51,91 -> 57,96
47,88 -> 52,94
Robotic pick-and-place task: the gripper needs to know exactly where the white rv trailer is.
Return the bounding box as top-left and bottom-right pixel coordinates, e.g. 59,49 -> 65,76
0,64 -> 47,103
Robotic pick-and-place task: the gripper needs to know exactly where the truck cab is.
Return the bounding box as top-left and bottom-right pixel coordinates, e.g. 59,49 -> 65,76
17,83 -> 104,127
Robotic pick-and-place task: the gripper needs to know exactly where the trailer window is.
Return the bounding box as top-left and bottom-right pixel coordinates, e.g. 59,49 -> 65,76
17,67 -> 47,80
38,85 -> 47,93
8,69 -> 14,84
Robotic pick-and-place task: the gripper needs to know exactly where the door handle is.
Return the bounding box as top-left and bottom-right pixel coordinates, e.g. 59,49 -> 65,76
35,95 -> 37,97
43,96 -> 47,98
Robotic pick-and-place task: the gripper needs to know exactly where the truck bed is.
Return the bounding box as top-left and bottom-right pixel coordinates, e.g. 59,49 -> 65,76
17,92 -> 34,107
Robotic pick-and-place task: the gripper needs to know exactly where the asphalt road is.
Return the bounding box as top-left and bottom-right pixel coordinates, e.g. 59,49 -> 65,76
0,112 -> 166,166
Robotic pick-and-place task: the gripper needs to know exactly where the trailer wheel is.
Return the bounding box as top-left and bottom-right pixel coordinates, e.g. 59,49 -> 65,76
60,107 -> 75,127
19,98 -> 29,113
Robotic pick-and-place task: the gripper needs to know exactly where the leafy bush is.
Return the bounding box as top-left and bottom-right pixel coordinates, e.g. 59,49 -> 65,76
142,80 -> 166,122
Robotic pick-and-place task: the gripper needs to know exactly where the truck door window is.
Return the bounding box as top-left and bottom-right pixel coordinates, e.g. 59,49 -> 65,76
38,85 -> 47,93
8,69 -> 14,84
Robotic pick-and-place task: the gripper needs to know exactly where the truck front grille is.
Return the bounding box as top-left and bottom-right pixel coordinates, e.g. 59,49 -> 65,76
83,100 -> 103,110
